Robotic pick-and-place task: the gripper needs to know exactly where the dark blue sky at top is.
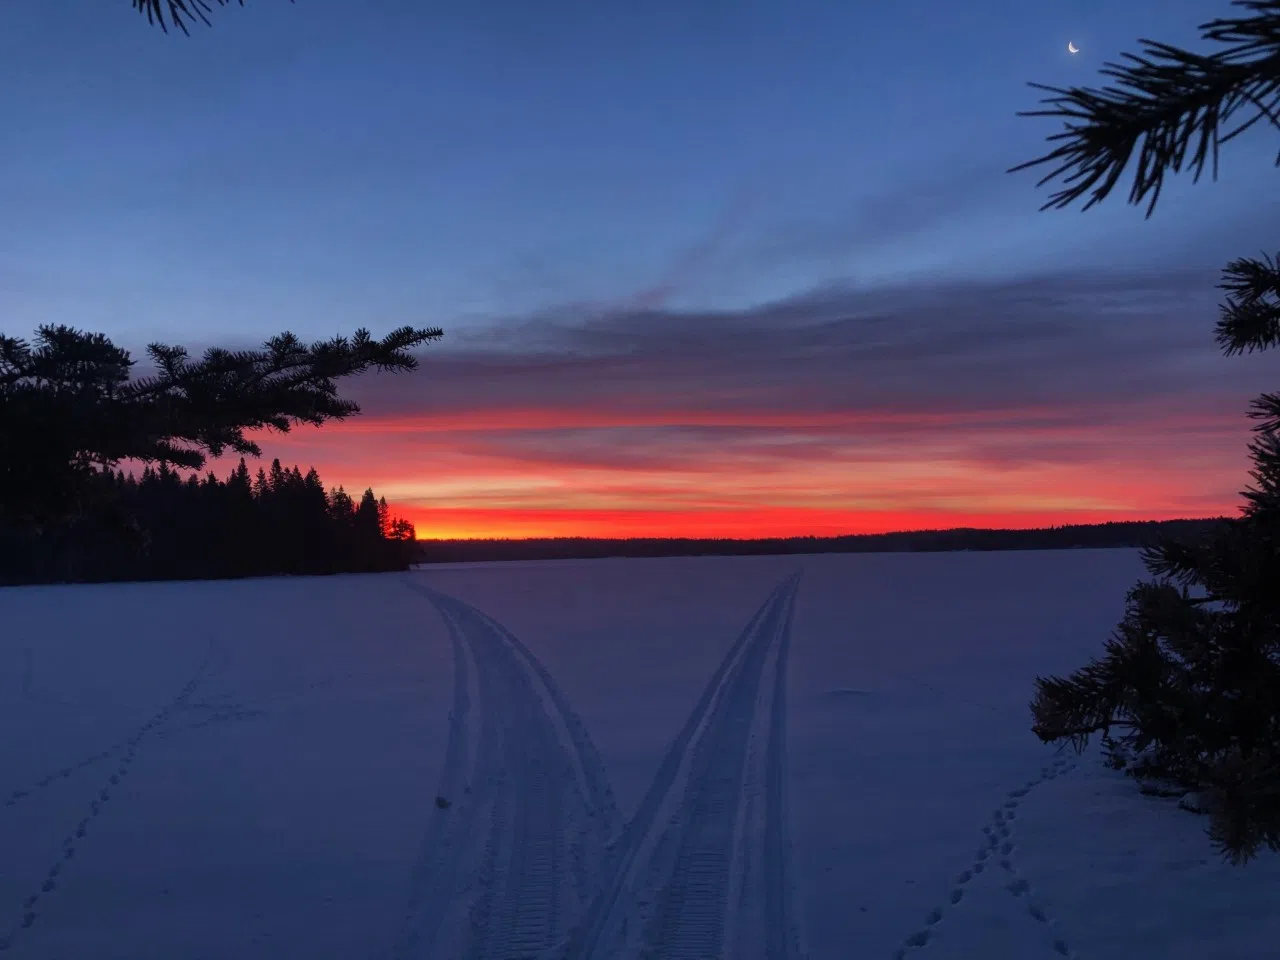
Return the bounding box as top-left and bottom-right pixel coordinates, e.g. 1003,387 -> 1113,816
1,0 -> 1277,350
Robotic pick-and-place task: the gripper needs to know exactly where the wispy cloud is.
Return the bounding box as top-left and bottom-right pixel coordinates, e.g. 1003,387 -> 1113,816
627,187 -> 761,311
737,162 -> 1019,275
237,266 -> 1267,537
353,266 -> 1255,416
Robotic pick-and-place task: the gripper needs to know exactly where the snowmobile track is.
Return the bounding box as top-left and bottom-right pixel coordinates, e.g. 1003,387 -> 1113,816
565,572 -> 805,960
389,600 -> 478,959
393,579 -> 619,960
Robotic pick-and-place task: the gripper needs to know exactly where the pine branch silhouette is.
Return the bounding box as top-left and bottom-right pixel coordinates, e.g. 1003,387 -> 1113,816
131,0 -> 294,35
1009,1 -> 1280,216
0,324 -> 441,530
1017,0 -> 1280,863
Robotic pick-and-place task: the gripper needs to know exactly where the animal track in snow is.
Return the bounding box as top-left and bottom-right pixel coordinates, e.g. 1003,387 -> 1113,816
3,746 -> 121,811
890,752 -> 1080,959
0,643 -> 221,953
155,696 -> 264,740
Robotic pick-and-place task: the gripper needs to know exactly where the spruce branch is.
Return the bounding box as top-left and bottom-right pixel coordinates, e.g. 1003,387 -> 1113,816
1248,391 -> 1280,434
0,324 -> 442,527
1015,1 -> 1280,866
1243,430 -> 1280,510
1009,0 -> 1280,216
131,0 -> 293,35
1216,253 -> 1280,354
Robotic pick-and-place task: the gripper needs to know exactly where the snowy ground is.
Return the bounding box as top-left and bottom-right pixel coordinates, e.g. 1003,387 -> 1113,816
2,549 -> 1277,959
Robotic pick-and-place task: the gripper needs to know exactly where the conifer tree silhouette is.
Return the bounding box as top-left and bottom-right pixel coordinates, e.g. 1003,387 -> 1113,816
0,457 -> 417,584
0,324 -> 441,534
1013,0 -> 1280,862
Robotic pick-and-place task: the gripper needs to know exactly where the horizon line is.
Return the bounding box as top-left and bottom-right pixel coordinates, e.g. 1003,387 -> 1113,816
412,515 -> 1229,543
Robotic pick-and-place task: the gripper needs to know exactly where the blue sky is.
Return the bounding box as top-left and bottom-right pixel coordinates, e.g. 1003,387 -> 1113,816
3,0 -> 1276,347
2,1 -> 1277,538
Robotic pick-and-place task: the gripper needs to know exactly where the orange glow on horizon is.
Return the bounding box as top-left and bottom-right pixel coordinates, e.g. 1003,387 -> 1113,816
394,505 -> 1226,541
219,401 -> 1251,541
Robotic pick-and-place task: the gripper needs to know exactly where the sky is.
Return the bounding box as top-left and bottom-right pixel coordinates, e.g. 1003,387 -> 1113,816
2,0 -> 1278,539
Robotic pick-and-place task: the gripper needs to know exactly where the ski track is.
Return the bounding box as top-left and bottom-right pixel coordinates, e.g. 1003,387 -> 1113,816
0,641 -> 224,954
565,572 -> 804,960
393,579 -> 620,960
890,752 -> 1082,960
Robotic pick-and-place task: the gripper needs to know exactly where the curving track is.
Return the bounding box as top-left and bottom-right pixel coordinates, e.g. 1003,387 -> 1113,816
563,572 -> 805,960
395,572 -> 807,960
393,581 -> 620,960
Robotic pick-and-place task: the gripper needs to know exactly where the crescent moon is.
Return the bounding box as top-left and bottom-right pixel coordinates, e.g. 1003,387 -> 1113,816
1067,41 -> 1079,54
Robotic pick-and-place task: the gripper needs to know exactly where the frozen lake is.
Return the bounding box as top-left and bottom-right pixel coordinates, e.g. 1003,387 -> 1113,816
2,549 -> 1277,958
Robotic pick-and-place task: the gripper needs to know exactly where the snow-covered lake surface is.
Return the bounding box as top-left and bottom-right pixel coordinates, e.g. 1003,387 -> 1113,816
2,549 -> 1277,959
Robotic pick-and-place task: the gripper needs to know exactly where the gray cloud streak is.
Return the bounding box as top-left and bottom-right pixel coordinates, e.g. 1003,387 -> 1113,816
350,266 -> 1271,425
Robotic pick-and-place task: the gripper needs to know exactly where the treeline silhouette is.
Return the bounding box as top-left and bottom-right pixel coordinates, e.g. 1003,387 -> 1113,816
0,458 -> 416,586
415,518 -> 1224,564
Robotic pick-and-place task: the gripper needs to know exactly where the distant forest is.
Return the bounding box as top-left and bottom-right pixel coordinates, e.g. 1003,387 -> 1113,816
0,459 -> 416,586
414,518 -> 1227,565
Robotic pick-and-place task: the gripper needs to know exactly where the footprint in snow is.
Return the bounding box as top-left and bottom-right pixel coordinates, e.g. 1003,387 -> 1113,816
890,753 -> 1082,958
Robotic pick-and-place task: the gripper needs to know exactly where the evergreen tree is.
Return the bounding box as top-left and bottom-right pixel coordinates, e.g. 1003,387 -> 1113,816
0,458 -> 417,584
1012,0 -> 1280,861
328,486 -> 355,523
356,489 -> 383,539
0,324 -> 440,534
389,517 -> 417,542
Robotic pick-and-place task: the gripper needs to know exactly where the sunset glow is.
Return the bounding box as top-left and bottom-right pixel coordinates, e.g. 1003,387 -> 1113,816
9,0 -> 1274,547
243,398 -> 1250,540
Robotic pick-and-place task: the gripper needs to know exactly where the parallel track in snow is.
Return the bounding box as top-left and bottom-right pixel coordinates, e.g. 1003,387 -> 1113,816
393,580 -> 620,960
563,572 -> 805,960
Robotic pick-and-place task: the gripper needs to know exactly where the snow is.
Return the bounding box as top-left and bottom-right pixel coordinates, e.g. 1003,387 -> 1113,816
2,549 -> 1277,959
